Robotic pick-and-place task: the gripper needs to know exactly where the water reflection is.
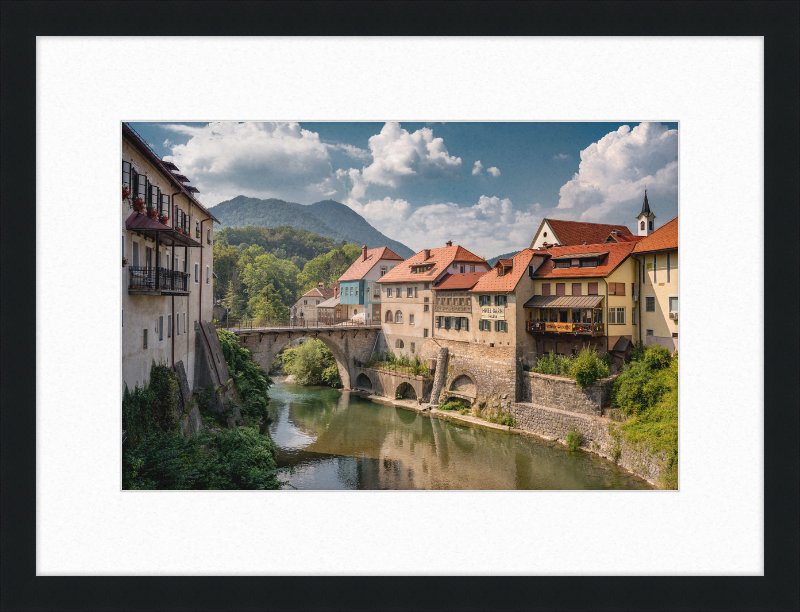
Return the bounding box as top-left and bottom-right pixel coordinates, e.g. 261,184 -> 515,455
266,379 -> 651,490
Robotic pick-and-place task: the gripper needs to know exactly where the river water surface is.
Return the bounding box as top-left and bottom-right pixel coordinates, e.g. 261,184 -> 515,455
265,378 -> 651,490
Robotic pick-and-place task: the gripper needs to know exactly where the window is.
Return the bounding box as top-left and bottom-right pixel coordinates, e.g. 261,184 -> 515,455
580,259 -> 598,268
556,283 -> 566,296
461,318 -> 469,331
554,260 -> 570,269
395,339 -> 404,348
206,266 -> 210,284
424,283 -> 429,290
396,311 -> 403,323
645,296 -> 655,312
386,310 -> 394,323
646,329 -> 654,336
132,242 -> 139,267
581,309 -> 593,324
495,295 -> 507,306
167,315 -> 172,338
479,295 -> 490,306
373,284 -> 380,298
572,283 -> 582,296
609,307 -> 626,325
380,266 -> 387,276
354,309 -> 358,316
194,263 -> 199,283
494,320 -> 508,332
470,265 -> 475,273
122,161 -> 132,192
669,296 -> 679,313
410,342 -> 415,354
571,309 -> 581,323
460,265 -> 465,273
387,287 -> 393,297
143,329 -> 148,349
183,313 -> 186,333
452,263 -> 458,269
632,309 -> 637,325
672,332 -> 678,338
176,313 -> 180,335
541,283 -> 551,297
615,283 -> 625,296
667,253 -> 671,283
649,220 -> 653,230
435,317 -> 440,328
424,328 -> 429,337
443,317 -> 451,330
588,282 -> 598,295
409,314 -> 415,325
207,228 -> 211,244
407,288 -> 413,298
640,221 -> 645,230
479,319 -> 491,331
543,341 -> 552,353
304,300 -> 308,305
653,254 -> 658,283
453,318 -> 461,331
158,316 -> 164,341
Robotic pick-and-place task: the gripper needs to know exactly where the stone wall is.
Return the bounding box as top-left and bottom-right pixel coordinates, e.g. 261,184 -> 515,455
421,338 -> 516,412
353,366 -> 433,402
511,402 -> 665,486
520,371 -> 616,416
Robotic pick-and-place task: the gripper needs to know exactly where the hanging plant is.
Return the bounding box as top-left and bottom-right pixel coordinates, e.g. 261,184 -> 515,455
146,206 -> 158,220
158,213 -> 169,225
131,196 -> 145,213
122,185 -> 132,201
122,256 -> 128,267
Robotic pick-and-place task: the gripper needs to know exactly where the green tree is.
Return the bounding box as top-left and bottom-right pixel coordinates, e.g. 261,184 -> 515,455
213,242 -> 242,298
223,280 -> 246,320
282,338 -> 342,387
297,244 -> 361,294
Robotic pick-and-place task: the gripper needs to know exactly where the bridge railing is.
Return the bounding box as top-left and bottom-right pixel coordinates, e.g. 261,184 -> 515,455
214,317 -> 381,331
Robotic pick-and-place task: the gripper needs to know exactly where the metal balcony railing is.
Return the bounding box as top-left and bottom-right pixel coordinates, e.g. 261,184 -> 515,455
128,266 -> 189,292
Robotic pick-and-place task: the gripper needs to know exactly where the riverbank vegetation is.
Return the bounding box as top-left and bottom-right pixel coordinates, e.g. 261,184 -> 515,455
281,338 -> 342,387
364,351 -> 431,377
217,328 -> 272,422
610,343 -> 678,489
214,226 -> 361,322
526,347 -> 610,388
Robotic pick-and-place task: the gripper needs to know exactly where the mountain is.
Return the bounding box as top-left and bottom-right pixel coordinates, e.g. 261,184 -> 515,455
487,251 -> 520,267
209,196 -> 415,258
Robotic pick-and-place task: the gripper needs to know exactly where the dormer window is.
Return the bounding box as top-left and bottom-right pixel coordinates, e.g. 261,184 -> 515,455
554,260 -> 570,269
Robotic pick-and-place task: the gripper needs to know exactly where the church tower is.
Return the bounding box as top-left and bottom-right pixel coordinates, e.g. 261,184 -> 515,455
637,189 -> 656,236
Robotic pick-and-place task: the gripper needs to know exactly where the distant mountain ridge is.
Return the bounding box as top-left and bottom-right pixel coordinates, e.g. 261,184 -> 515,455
210,196 -> 415,258
487,251 -> 520,267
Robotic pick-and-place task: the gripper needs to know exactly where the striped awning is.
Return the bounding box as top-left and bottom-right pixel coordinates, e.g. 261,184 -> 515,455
523,294 -> 604,308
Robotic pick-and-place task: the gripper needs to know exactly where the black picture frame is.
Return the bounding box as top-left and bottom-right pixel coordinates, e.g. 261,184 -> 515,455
2,2 -> 797,610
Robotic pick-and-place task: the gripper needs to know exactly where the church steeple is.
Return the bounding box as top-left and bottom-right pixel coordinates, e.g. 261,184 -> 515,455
636,189 -> 656,236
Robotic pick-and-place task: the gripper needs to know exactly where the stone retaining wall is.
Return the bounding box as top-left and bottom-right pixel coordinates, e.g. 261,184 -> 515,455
520,371 -> 616,416
353,366 -> 433,402
512,402 -> 665,487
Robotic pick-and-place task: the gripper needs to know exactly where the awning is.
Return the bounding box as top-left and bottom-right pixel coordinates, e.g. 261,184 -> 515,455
125,213 -> 202,248
523,294 -> 604,309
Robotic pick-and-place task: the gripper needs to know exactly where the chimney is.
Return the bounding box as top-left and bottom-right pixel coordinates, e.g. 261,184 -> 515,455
446,240 -> 453,247
362,244 -> 368,261
423,248 -> 430,260
318,282 -> 324,288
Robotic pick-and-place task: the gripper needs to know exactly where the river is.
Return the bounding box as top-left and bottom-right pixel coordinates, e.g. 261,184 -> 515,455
264,377 -> 652,490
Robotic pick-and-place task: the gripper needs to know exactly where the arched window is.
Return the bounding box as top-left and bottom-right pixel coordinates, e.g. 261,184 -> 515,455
649,220 -> 653,230
395,339 -> 404,348
395,311 -> 403,323
385,310 -> 393,323
354,308 -> 358,315
640,221 -> 645,230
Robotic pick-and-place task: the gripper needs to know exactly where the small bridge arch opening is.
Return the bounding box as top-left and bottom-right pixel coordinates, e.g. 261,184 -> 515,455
395,381 -> 417,400
355,372 -> 373,391
450,374 -> 477,396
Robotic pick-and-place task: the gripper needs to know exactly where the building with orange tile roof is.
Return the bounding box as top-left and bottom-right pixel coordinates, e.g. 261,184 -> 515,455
337,245 -> 404,323
529,218 -> 634,249
524,241 -> 640,367
631,216 -> 678,351
379,241 -> 491,358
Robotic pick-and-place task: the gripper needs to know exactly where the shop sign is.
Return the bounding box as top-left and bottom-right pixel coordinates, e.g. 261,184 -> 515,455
481,306 -> 505,320
545,322 -> 573,333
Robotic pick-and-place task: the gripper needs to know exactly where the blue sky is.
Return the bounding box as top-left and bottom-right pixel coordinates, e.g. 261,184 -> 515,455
129,121 -> 678,258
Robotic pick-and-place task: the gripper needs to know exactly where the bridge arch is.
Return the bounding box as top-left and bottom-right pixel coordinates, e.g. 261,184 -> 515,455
395,381 -> 417,400
355,372 -> 373,391
450,374 -> 476,396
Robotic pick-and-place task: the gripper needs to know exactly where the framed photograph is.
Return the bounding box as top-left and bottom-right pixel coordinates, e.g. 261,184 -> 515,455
2,1 -> 797,610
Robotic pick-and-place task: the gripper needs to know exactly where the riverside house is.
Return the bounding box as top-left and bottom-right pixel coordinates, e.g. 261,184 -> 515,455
338,245 -> 404,322
380,241 -> 490,357
632,216 -> 679,352
291,283 -> 336,323
122,123 -> 218,395
524,241 -> 639,370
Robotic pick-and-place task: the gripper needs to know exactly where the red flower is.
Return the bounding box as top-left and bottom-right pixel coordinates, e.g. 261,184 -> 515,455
122,185 -> 132,201
159,214 -> 169,225
131,197 -> 145,213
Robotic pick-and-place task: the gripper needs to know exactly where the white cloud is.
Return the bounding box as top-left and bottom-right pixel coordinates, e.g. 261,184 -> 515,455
162,121 -> 337,205
487,166 -> 501,177
358,122 -> 462,189
472,160 -> 483,175
163,138 -> 173,147
325,142 -> 370,160
344,194 -> 540,257
553,153 -> 570,160
556,122 -> 678,223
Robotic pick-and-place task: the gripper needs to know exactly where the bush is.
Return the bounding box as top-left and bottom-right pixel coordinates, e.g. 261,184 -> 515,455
630,341 -> 647,362
565,428 -> 582,451
569,347 -> 610,388
644,344 -> 672,370
217,329 -> 273,419
123,427 -> 283,490
533,351 -> 574,377
123,361 -> 179,449
437,401 -> 463,411
283,338 -> 342,387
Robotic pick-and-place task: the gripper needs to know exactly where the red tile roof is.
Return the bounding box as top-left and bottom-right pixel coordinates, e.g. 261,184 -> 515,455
539,218 -> 633,246
337,247 -> 404,281
301,286 -> 335,299
611,234 -> 645,243
533,242 -> 636,279
433,272 -> 487,290
632,216 -> 678,253
380,244 -> 487,283
471,249 -> 537,293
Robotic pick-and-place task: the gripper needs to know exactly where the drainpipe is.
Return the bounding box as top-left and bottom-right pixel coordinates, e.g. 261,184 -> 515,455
199,215 -> 212,323
171,295 -> 175,367
604,278 -> 609,357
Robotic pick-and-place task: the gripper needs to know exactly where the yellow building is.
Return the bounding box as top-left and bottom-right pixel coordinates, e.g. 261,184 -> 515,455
523,241 -> 640,369
632,216 -> 679,352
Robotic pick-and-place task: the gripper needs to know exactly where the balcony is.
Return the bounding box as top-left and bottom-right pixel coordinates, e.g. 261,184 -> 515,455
128,266 -> 190,295
526,321 -> 604,336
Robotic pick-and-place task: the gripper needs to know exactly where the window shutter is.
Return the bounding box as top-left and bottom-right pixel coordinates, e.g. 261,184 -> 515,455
608,283 -> 616,295
666,253 -> 671,283
653,254 -> 658,282
162,193 -> 170,217
556,283 -> 565,296
616,283 -> 625,296
150,183 -> 158,209
542,284 -> 551,296
572,283 -> 582,296
462,318 -> 469,331
122,161 -> 131,190
588,282 -> 598,295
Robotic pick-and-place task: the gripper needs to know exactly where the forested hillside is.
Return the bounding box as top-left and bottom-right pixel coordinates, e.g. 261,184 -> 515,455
210,196 -> 414,258
215,225 -> 348,269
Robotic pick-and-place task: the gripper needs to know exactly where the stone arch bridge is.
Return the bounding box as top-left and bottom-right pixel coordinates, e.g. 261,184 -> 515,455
226,323 -> 381,389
